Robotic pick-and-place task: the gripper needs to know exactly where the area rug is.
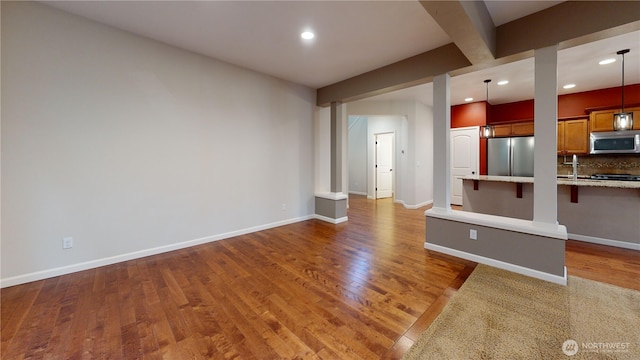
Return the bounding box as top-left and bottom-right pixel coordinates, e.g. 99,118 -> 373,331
403,265 -> 640,359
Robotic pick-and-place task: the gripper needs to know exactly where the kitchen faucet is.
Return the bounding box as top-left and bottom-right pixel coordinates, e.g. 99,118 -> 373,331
572,154 -> 578,181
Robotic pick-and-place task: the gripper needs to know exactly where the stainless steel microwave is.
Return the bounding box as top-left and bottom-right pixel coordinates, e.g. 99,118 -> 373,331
590,130 -> 640,154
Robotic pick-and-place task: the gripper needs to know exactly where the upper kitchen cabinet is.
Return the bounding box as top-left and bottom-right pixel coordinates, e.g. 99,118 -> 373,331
558,118 -> 589,155
589,107 -> 640,132
511,122 -> 535,136
492,124 -> 512,137
490,122 -> 534,137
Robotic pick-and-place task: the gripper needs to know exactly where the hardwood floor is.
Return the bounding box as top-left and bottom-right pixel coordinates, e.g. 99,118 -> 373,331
1,195 -> 638,359
566,238 -> 640,291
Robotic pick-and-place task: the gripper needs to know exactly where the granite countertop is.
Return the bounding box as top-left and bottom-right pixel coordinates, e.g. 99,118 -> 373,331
459,175 -> 640,189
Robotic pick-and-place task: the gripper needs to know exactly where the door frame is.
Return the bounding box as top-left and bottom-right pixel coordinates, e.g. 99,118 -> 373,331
450,126 -> 479,205
374,132 -> 395,199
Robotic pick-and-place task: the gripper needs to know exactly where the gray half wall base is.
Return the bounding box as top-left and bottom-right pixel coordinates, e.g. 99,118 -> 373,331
425,213 -> 567,285
462,179 -> 640,250
315,194 -> 348,224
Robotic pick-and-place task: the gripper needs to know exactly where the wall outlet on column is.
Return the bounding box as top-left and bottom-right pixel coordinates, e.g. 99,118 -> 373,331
281,203 -> 287,211
63,237 -> 73,249
469,229 -> 477,240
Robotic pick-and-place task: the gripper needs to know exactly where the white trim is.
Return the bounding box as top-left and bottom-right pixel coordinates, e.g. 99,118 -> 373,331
348,191 -> 367,196
0,215 -> 314,288
569,233 -> 640,251
315,192 -> 348,201
314,214 -> 348,224
374,131 -> 395,200
395,199 -> 433,210
424,242 -> 568,286
425,208 -> 568,240
453,125 -> 481,132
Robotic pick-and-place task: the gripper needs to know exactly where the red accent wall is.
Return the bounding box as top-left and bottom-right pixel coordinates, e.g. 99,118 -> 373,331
558,84 -> 640,117
489,83 -> 640,123
451,101 -> 488,128
479,138 -> 487,175
491,100 -> 533,123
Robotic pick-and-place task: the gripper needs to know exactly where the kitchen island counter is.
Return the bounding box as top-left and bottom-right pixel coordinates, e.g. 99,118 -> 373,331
461,176 -> 640,250
459,175 -> 640,189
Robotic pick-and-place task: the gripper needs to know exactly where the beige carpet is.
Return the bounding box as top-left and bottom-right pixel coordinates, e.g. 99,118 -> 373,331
403,265 -> 640,360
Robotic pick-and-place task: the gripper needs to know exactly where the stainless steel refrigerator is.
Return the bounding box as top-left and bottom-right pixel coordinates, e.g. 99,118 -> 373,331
487,136 -> 535,176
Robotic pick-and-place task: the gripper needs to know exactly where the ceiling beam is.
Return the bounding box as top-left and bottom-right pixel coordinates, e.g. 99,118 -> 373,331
419,0 -> 495,65
497,0 -> 640,58
316,1 -> 640,107
316,44 -> 471,107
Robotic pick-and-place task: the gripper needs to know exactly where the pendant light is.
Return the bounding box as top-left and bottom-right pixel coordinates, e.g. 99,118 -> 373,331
613,49 -> 633,131
479,79 -> 494,138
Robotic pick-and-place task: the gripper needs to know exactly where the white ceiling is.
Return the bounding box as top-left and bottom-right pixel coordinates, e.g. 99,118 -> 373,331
44,1 -> 451,89
484,0 -> 562,26
44,1 -> 639,106
367,30 -> 640,106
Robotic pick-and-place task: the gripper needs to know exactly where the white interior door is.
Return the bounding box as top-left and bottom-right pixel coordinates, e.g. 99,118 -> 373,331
375,133 -> 394,199
450,127 -> 479,205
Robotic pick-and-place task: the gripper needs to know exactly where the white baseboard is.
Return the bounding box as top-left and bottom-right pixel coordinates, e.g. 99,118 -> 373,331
424,242 -> 568,286
395,199 -> 433,210
569,233 -> 640,251
0,215 -> 315,288
314,214 -> 348,224
348,191 -> 367,196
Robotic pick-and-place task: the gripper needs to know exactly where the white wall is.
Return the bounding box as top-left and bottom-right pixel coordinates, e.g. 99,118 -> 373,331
368,116 -> 406,200
347,99 -> 434,208
348,116 -> 367,195
1,2 -> 316,286
314,106 -> 331,194
414,101 -> 434,205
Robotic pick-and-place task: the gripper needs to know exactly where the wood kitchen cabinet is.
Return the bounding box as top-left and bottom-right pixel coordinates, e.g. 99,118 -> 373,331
490,122 -> 534,137
589,107 -> 640,132
557,122 -> 564,154
511,122 -> 535,136
492,124 -> 512,137
558,118 -> 589,155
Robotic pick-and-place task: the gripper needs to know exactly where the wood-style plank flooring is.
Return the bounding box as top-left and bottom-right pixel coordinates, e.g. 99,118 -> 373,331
1,195 -> 638,359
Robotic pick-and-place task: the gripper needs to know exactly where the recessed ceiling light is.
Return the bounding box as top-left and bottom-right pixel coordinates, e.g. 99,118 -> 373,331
599,58 -> 616,65
563,84 -> 576,89
301,31 -> 315,40
497,80 -> 509,86
464,97 -> 474,102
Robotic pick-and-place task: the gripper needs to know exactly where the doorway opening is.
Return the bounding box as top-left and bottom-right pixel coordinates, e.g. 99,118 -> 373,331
375,132 -> 394,199
450,126 -> 479,205
347,114 -> 405,202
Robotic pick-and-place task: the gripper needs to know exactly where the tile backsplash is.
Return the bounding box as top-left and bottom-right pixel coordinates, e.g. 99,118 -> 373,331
557,155 -> 640,176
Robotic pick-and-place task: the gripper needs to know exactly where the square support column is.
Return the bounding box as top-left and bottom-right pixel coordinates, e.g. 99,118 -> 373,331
316,101 -> 348,223
533,45 -> 558,226
331,101 -> 343,193
432,73 -> 452,211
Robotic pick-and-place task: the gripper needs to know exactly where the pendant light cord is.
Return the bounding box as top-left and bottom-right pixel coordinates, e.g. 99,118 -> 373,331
621,51 -> 625,113
617,49 -> 630,113
484,79 -> 491,103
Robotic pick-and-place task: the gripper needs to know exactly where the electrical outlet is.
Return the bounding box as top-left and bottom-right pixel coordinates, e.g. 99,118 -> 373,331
469,229 -> 477,240
281,203 -> 287,211
62,237 -> 73,249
